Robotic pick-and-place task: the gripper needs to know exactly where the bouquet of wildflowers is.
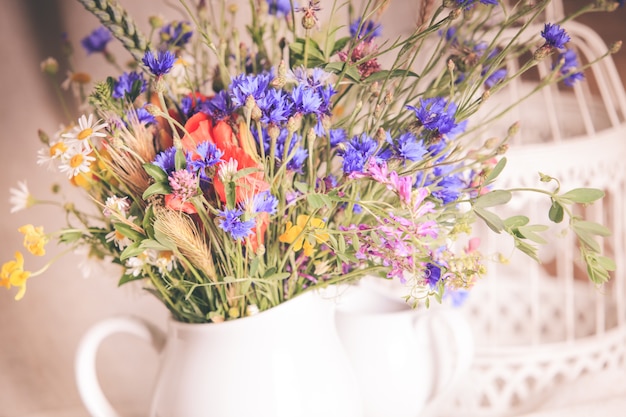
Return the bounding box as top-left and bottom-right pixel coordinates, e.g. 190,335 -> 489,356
2,0 -> 619,322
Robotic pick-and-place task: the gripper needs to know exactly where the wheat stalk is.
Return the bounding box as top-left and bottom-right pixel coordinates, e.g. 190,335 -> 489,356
76,0 -> 149,61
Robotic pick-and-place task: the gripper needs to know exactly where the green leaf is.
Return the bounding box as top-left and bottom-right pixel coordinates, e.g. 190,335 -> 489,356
114,222 -> 144,241
485,157 -> 507,184
143,163 -> 168,182
265,272 -> 291,281
504,215 -> 529,228
363,69 -> 420,83
142,182 -> 171,200
560,188 -> 605,204
307,193 -> 332,209
517,224 -> 549,244
572,220 -> 612,237
118,273 -> 144,286
142,205 -> 155,239
294,181 -> 309,194
548,200 -> 564,223
330,36 -> 352,55
139,238 -> 171,252
174,148 -> 187,171
473,207 -> 504,233
59,230 -> 84,244
473,190 -> 512,208
119,242 -> 144,261
324,62 -> 362,82
574,229 -> 601,253
514,239 -> 540,262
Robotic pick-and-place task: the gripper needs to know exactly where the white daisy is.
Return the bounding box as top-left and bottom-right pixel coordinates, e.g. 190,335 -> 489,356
37,139 -> 70,168
103,196 -> 130,218
57,147 -> 96,179
62,114 -> 108,150
105,228 -> 132,250
150,251 -> 177,275
9,181 -> 35,213
125,255 -> 147,277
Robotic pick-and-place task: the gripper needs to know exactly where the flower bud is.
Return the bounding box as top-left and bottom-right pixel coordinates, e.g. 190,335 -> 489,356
533,45 -> 552,61
481,90 -> 490,102
267,124 -> 281,142
484,137 -> 499,149
271,60 -> 287,88
375,127 -> 386,144
40,57 -> 59,75
496,143 -> 509,155
149,15 -> 164,29
38,129 -> 50,145
302,15 -> 316,30
246,304 -> 259,316
508,121 -> 520,137
228,3 -> 238,14
610,40 -> 622,54
228,307 -> 240,319
447,59 -> 455,72
448,8 -> 462,20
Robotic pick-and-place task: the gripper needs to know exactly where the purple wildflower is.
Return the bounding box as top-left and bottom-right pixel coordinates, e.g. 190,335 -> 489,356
454,0 -> 498,9
153,147 -> 178,175
424,263 -> 443,287
407,97 -> 458,135
113,71 -> 147,100
340,133 -> 379,174
389,132 -> 427,162
267,0 -> 295,16
555,49 -> 584,87
217,208 -> 255,241
329,129 -> 348,147
81,27 -> 112,54
142,50 -> 176,76
187,142 -> 224,183
201,91 -> 234,120
541,23 -> 570,49
257,89 -> 295,124
350,18 -> 382,40
160,21 -> 193,47
251,191 -> 278,214
169,169 -> 199,201
128,107 -> 156,125
484,68 -> 507,88
230,72 -> 273,108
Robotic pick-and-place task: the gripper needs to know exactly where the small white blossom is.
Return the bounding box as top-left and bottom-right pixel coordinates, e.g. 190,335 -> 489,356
105,229 -> 132,250
103,196 -> 131,218
62,114 -> 108,151
9,181 -> 35,213
57,147 -> 96,179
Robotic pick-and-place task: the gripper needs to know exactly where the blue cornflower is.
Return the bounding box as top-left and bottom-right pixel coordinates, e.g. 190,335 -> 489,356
257,89 -> 295,124
267,0 -> 295,16
291,83 -> 323,114
160,21 -> 193,47
251,191 -> 278,214
129,107 -> 156,125
389,132 -> 427,163
455,0 -> 497,9
258,128 -> 308,172
432,167 -> 466,204
142,50 -> 176,77
407,97 -> 458,135
541,23 -> 570,49
187,142 -> 224,182
81,27 -> 112,54
113,71 -> 147,100
153,147 -> 178,175
424,263 -> 443,287
350,18 -> 382,40
230,72 -> 273,108
340,133 -> 379,174
329,129 -> 348,147
201,91 -> 235,120
217,208 -> 255,241
484,68 -> 507,88
555,49 -> 584,87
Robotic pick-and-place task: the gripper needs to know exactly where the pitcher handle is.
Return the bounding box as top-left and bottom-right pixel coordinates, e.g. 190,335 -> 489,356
75,316 -> 166,417
421,308 -> 474,401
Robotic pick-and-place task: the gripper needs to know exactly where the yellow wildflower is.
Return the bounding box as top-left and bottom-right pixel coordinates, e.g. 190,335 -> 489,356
18,224 -> 48,256
1,252 -> 32,300
279,215 -> 329,257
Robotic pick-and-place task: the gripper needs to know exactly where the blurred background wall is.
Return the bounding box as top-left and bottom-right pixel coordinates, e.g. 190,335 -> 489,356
0,1 -> 623,416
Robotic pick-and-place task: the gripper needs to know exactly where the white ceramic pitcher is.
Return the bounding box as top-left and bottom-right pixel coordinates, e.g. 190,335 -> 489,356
75,290 -> 363,417
335,284 -> 474,417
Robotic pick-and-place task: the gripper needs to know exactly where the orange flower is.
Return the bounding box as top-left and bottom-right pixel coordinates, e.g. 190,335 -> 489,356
182,113 -> 268,204
18,224 -> 48,256
164,194 -> 197,214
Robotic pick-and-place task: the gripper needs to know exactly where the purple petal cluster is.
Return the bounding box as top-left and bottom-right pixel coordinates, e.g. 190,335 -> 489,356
160,21 -> 193,47
454,0 -> 498,9
251,191 -> 279,214
388,132 -> 427,163
142,50 -> 176,77
541,23 -> 570,49
153,147 -> 178,175
81,27 -> 112,54
555,49 -> 584,87
201,91 -> 234,120
350,18 -> 382,40
217,208 -> 255,240
407,97 -> 459,135
267,0 -> 295,16
113,71 -> 147,99
340,133 -> 380,174
230,72 -> 273,107
187,142 -> 224,182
